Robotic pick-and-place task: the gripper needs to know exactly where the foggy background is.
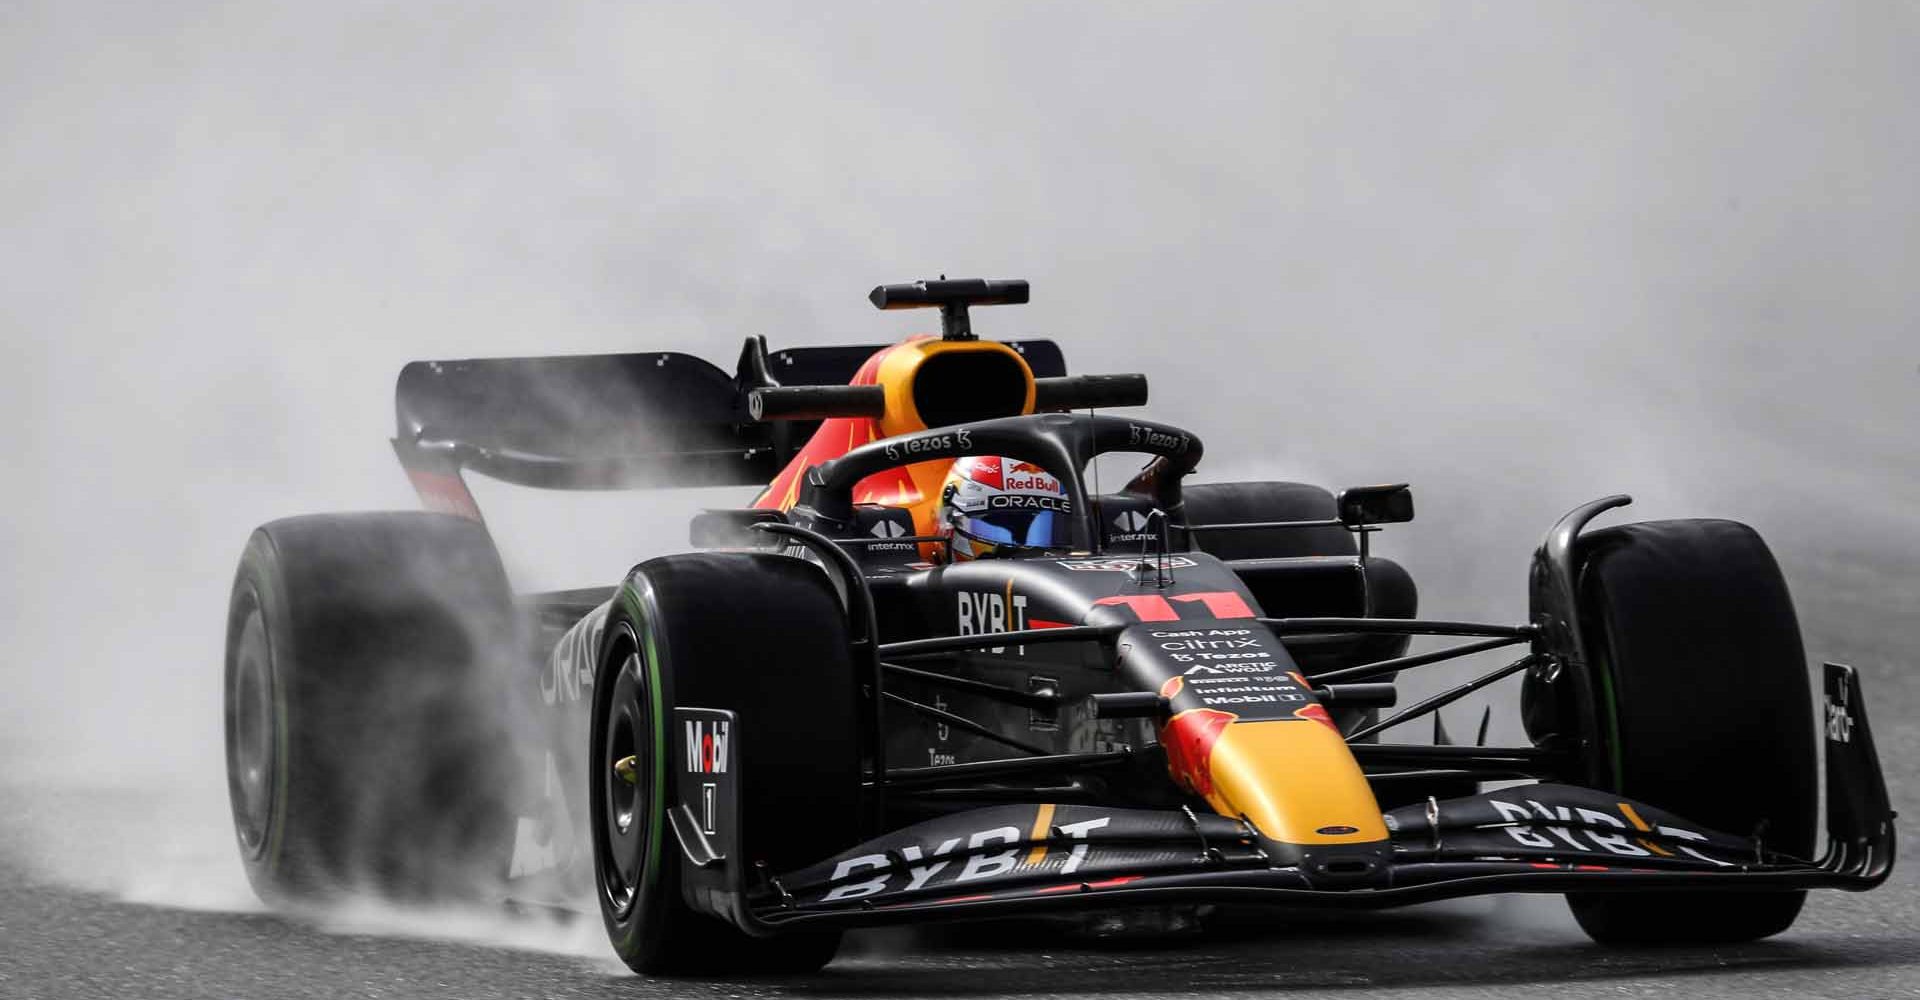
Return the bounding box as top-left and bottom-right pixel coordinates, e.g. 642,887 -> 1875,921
3,0 -> 1915,927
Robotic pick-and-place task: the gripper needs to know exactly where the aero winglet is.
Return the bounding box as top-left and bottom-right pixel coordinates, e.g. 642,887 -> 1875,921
1822,663 -> 1896,881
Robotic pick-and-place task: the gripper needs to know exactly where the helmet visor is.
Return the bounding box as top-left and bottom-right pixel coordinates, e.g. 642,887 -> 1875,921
964,510 -> 1060,549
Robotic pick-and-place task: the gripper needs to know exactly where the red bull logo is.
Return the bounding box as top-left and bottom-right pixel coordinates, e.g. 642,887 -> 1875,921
1293,703 -> 1338,732
1161,708 -> 1237,798
1002,462 -> 1060,494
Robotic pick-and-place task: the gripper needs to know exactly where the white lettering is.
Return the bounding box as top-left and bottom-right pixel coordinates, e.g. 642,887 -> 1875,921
1055,817 -> 1112,874
956,827 -> 1022,882
904,838 -> 963,890
1490,799 -> 1555,848
1574,808 -> 1649,856
1826,699 -> 1853,743
956,592 -> 1030,654
1657,824 -> 1734,867
823,853 -> 891,901
1525,800 -> 1591,851
684,719 -> 730,774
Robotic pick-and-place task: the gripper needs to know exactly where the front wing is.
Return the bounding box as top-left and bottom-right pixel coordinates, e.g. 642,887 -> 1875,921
673,663 -> 1893,934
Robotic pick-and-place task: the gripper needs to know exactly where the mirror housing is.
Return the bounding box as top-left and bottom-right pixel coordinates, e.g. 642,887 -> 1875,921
1336,483 -> 1414,527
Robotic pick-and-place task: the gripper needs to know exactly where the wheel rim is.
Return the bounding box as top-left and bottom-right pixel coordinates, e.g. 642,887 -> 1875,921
598,651 -> 649,920
228,604 -> 276,859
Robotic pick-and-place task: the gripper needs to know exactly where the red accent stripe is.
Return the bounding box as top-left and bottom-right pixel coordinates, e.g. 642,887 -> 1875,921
405,470 -> 483,521
1031,875 -> 1146,895
1170,590 -> 1257,619
1028,618 -> 1072,630
1092,595 -> 1180,621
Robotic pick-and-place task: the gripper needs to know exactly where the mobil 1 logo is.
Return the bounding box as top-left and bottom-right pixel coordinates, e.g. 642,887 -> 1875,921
676,707 -> 738,841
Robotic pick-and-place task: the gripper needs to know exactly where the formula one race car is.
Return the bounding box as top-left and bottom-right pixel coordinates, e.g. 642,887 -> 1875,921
223,278 -> 1893,975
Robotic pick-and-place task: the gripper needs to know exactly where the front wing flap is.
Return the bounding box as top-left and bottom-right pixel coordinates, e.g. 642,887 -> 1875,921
676,663 -> 1892,933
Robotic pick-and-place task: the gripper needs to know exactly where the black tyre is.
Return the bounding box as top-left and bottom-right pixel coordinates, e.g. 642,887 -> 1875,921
1181,481 -> 1354,560
1561,519 -> 1815,945
224,512 -> 519,904
591,553 -> 860,976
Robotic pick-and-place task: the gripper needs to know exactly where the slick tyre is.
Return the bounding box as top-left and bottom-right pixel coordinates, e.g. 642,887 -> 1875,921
591,553 -> 860,976
1561,519 -> 1816,945
224,512 -> 518,905
1181,481 -> 1353,559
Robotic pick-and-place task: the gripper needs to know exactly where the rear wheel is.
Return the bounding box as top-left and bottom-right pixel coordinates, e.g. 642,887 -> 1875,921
591,553 -> 860,975
1559,518 -> 1815,944
224,512 -> 518,904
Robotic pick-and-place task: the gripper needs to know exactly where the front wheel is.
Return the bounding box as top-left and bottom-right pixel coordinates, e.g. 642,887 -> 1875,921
590,553 -> 861,975
1555,518 -> 1816,944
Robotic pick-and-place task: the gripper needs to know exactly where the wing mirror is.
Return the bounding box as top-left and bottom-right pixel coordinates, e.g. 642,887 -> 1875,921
1336,484 -> 1414,526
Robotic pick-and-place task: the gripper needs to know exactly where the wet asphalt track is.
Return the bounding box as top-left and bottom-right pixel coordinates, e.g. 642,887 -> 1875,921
3,552 -> 1915,1000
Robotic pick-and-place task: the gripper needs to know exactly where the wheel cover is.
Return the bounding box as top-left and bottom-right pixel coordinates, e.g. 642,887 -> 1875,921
598,651 -> 650,920
227,605 -> 276,860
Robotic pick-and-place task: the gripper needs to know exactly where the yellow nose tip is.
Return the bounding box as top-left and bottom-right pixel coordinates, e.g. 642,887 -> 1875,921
613,755 -> 639,785
1201,720 -> 1388,844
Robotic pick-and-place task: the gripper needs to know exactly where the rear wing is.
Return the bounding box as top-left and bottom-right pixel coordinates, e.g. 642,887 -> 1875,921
390,337 -> 1068,512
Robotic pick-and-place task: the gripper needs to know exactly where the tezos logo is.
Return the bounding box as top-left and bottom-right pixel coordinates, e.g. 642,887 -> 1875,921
884,427 -> 972,463
686,719 -> 730,774
1126,423 -> 1190,452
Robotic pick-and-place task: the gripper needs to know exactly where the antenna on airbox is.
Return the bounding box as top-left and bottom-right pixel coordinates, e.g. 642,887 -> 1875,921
868,277 -> 1031,341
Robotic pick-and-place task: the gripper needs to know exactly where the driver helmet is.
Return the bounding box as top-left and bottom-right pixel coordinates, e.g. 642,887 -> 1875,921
939,456 -> 1071,561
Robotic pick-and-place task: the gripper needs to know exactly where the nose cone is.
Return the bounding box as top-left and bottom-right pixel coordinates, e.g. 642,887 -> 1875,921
1163,712 -> 1389,861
